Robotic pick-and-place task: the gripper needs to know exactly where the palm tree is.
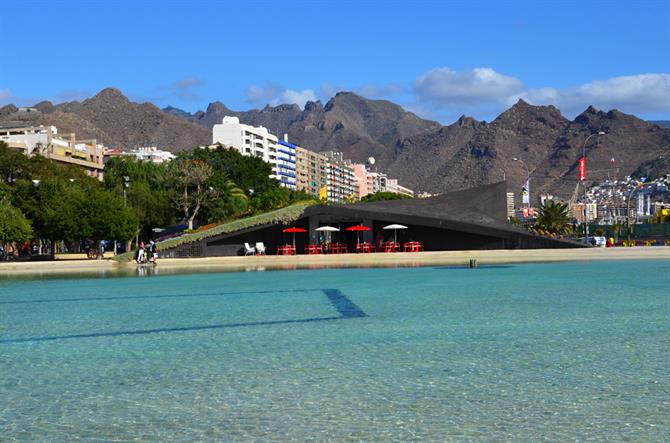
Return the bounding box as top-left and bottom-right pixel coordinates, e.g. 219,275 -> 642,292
534,200 -> 572,235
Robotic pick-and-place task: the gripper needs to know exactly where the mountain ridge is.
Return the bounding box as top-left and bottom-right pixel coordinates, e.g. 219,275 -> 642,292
1,88 -> 668,200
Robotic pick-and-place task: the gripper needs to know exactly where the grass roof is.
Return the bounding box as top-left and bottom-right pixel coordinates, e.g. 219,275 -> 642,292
113,200 -> 315,262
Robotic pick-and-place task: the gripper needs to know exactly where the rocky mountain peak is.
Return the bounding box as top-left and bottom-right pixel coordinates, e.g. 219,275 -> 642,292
304,100 -> 324,113
455,115 -> 481,128
89,87 -> 128,104
205,101 -> 230,114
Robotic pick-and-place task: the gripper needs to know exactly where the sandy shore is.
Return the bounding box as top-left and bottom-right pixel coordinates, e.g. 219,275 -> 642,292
1,247 -> 667,277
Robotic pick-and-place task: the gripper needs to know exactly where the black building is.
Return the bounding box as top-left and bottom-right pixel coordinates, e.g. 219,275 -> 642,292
162,182 -> 584,258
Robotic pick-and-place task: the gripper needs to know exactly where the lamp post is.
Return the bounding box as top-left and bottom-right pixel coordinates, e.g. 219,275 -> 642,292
122,176 -> 130,207
512,157 -> 530,213
579,131 -> 606,243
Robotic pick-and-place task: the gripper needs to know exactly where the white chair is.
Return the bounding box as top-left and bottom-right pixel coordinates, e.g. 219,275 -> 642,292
244,242 -> 256,256
255,242 -> 266,255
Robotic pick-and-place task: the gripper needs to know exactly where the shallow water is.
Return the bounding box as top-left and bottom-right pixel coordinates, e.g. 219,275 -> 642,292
1,260 -> 668,441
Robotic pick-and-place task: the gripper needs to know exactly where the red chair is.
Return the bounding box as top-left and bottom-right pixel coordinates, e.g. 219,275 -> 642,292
305,244 -> 323,255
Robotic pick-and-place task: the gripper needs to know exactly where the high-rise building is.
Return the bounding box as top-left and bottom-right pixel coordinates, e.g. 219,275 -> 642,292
0,125 -> 105,179
295,147 -> 327,196
324,151 -> 358,203
275,139 -> 297,189
211,116 -> 296,189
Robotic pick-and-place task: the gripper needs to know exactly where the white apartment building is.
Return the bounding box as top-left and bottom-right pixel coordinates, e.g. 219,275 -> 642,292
0,125 -> 105,179
126,147 -> 176,163
212,116 -> 296,189
386,178 -> 414,197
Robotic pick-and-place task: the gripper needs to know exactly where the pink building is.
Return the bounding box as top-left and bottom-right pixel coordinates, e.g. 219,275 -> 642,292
352,164 -> 374,200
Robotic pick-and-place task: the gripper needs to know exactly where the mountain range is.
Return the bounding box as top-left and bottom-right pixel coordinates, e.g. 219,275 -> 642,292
1,88 -> 668,200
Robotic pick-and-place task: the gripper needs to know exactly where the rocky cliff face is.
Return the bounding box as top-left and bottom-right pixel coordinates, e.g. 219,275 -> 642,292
2,88 -> 668,200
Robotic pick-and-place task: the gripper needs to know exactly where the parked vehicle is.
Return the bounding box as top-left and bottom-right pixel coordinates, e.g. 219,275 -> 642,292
578,236 -> 607,247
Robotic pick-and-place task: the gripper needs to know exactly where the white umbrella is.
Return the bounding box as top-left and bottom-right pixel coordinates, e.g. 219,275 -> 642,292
315,226 -> 339,245
315,226 -> 339,232
383,224 -> 408,243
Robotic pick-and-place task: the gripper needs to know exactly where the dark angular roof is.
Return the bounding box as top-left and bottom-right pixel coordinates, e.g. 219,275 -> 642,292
350,181 -> 508,225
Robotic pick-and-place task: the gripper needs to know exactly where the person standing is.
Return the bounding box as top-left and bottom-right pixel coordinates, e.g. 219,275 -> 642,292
136,241 -> 146,264
148,240 -> 158,264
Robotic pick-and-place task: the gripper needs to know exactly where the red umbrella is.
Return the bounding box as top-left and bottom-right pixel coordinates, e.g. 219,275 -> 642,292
282,227 -> 307,248
345,225 -> 371,247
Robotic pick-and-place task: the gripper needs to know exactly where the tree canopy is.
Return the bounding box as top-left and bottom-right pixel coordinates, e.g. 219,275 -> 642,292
360,191 -> 411,203
0,199 -> 33,247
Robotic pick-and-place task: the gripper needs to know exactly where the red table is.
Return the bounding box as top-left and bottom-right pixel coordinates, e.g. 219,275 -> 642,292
328,243 -> 348,254
383,242 -> 400,252
356,242 -> 376,253
305,244 -> 323,255
403,241 -> 424,252
276,244 -> 296,255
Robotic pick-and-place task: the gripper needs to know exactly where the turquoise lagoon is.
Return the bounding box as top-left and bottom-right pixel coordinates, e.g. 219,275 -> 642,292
1,260 -> 668,441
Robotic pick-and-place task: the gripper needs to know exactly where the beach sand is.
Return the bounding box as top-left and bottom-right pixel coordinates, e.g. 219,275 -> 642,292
1,247 -> 668,276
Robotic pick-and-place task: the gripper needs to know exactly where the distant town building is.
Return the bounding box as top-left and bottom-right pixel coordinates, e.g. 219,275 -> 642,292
386,179 -> 414,197
352,164 -> 415,199
126,147 -> 176,164
0,125 -> 105,179
506,192 -> 515,217
570,202 -> 598,223
211,116 -> 295,189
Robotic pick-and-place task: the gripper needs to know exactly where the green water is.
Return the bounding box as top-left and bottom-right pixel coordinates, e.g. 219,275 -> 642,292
1,261 -> 668,441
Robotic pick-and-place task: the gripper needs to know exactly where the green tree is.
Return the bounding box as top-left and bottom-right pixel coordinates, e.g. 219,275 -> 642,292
205,178 -> 249,222
0,141 -> 30,184
360,192 -> 410,203
104,156 -> 176,237
166,159 -> 215,229
189,145 -> 277,194
81,186 -> 138,255
534,200 -> 572,235
0,199 -> 33,256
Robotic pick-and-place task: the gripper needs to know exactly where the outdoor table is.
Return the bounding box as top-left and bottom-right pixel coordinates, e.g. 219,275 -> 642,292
383,242 -> 400,252
276,244 -> 296,255
305,244 -> 323,255
356,242 -> 376,253
403,241 -> 424,252
328,243 -> 348,254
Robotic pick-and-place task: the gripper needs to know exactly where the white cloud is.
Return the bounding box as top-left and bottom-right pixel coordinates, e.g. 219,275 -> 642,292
280,89 -> 317,108
517,74 -> 670,115
245,82 -> 317,108
414,67 -> 525,106
411,67 -> 670,120
245,82 -> 284,105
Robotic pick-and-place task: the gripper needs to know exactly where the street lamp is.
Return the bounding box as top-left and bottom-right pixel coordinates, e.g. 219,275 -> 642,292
512,157 -> 530,211
579,131 -> 606,242
122,176 -> 130,206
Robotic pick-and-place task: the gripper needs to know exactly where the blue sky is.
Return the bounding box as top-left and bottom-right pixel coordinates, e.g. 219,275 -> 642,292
1,0 -> 669,123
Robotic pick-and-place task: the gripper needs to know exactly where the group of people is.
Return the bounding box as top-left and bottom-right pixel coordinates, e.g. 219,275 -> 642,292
135,240 -> 158,264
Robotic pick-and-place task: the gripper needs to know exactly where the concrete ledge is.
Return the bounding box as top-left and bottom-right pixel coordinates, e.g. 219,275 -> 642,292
2,247 -> 667,277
